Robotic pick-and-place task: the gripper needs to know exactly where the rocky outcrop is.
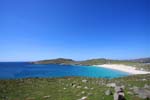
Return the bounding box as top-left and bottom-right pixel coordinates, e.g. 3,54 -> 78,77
114,87 -> 126,100
133,86 -> 150,99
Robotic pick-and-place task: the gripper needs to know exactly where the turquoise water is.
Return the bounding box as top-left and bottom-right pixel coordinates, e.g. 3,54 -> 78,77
0,62 -> 130,79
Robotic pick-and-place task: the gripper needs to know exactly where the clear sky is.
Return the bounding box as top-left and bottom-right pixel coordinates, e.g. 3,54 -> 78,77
0,0 -> 150,61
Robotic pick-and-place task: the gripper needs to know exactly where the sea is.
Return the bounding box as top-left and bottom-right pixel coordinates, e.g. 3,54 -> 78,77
0,62 -> 130,79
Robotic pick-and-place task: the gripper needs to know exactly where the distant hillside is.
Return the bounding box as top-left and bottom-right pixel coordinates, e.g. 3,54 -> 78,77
79,58 -> 108,65
33,58 -> 75,65
32,58 -> 139,65
33,58 -> 108,65
32,58 -> 150,71
130,58 -> 150,63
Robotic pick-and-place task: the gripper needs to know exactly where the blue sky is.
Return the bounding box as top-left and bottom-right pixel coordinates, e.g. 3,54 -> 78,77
0,0 -> 150,61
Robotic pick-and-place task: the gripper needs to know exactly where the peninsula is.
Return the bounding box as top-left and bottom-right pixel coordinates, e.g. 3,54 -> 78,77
32,58 -> 150,74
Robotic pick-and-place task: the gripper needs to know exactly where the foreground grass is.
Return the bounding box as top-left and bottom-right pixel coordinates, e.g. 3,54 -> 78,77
0,74 -> 150,100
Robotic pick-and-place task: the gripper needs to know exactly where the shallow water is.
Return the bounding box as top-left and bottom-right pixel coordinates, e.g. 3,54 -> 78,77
0,62 -> 130,79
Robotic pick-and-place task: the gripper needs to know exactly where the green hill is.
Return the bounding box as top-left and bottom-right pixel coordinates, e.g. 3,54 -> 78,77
33,58 -> 75,65
32,58 -> 150,71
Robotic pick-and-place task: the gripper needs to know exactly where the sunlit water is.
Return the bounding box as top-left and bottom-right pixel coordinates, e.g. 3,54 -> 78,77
0,62 -> 130,79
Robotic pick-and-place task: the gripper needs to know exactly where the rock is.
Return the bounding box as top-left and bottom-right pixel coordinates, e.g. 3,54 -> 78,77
78,96 -> 87,100
114,86 -> 122,92
144,84 -> 150,89
142,79 -> 146,81
106,83 -> 116,87
77,86 -> 82,89
43,95 -> 50,99
114,93 -> 118,100
133,88 -> 150,99
120,85 -> 125,89
82,79 -> 88,83
114,87 -> 126,100
81,91 -> 85,94
132,86 -> 139,95
105,89 -> 112,95
72,84 -> 76,88
84,86 -> 88,89
71,83 -> 75,86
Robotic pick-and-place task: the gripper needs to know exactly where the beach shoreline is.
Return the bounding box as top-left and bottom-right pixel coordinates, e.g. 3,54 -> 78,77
94,64 -> 150,74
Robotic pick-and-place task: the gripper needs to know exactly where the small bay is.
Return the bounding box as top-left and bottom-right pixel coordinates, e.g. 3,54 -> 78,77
0,62 -> 130,79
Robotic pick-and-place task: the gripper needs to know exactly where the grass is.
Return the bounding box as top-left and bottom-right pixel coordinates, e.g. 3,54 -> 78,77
0,74 -> 150,100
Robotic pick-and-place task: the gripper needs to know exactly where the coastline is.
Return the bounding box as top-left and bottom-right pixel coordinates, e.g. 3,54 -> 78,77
94,64 -> 150,74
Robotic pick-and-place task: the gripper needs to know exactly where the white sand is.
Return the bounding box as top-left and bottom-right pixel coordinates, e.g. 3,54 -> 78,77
94,64 -> 150,74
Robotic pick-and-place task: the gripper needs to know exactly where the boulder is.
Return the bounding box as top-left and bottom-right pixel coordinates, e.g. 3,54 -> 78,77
78,96 -> 87,100
82,79 -> 88,83
84,86 -> 89,89
133,88 -> 150,99
105,89 -> 112,95
106,83 -> 116,87
132,86 -> 139,94
144,84 -> 150,89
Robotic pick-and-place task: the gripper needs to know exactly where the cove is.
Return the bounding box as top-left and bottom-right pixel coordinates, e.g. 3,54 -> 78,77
0,62 -> 130,79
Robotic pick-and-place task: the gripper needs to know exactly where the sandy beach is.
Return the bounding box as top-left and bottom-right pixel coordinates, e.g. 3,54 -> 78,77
94,64 -> 150,74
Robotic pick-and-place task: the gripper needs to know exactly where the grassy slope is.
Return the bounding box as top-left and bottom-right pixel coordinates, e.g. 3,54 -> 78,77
0,74 -> 150,100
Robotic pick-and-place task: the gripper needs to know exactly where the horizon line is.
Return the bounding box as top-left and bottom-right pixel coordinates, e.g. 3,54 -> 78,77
0,56 -> 150,62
